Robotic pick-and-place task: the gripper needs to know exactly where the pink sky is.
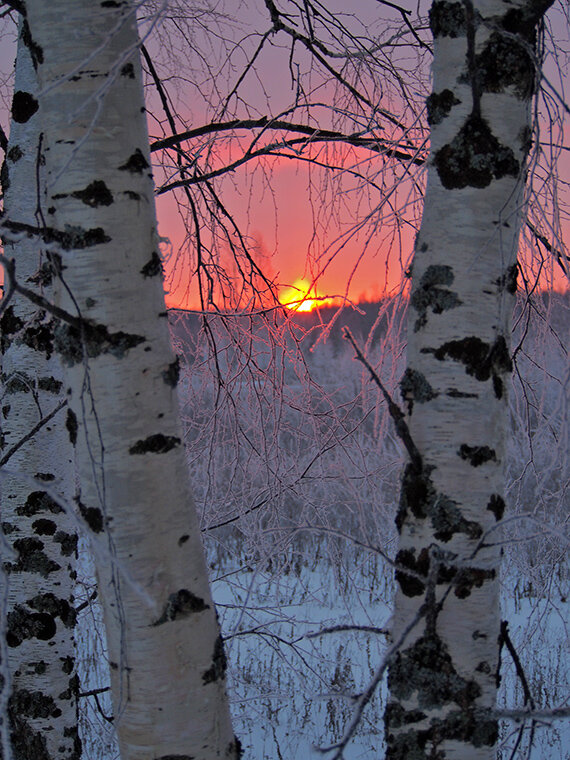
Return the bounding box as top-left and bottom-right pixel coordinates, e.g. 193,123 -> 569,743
0,2 -> 567,309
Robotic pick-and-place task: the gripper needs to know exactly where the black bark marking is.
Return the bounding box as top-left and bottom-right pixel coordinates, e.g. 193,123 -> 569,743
9,537 -> 61,577
458,443 -> 497,466
54,530 -> 78,556
54,180 -> 114,207
463,30 -> 536,99
64,726 -> 82,760
152,589 -> 209,626
39,376 -> 63,394
434,115 -> 520,190
229,738 -> 244,760
426,89 -> 461,125
35,473 -> 56,482
54,321 -> 145,366
446,387 -> 478,398
423,335 -> 512,393
385,707 -> 497,758
28,259 -> 57,288
400,368 -> 438,414
429,1 -> 466,38
388,630 -> 481,708
28,593 -> 77,628
395,548 -> 429,597
61,656 -> 75,675
120,62 -> 135,78
4,218 -> 111,251
492,375 -> 504,400
435,708 -> 498,746
57,674 -> 80,702
10,688 -> 61,719
9,721 -> 61,760
162,356 -> 180,387
453,567 -> 495,599
202,635 -> 227,684
66,408 -> 78,445
20,18 -> 44,68
11,91 -> 39,123
411,265 -> 461,331
77,501 -> 104,533
1,158 -> 10,194
384,703 -> 427,730
497,263 -> 518,294
397,463 -> 481,542
32,519 -> 57,536
519,125 -> 533,156
19,491 -> 63,517
60,223 -> 111,249
69,69 -> 108,82
0,307 -> 24,351
8,144 -> 23,162
118,148 -> 149,174
6,605 -> 56,647
487,494 -> 505,521
20,317 -> 56,360
129,433 -> 181,455
178,534 -> 189,546
1,374 -> 31,394
140,250 -> 163,278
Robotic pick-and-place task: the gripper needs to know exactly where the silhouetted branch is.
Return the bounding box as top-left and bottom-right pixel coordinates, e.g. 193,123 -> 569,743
343,327 -> 422,469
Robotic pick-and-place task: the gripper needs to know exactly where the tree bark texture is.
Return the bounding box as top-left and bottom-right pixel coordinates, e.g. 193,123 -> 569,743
0,23 -> 80,760
385,1 -> 553,758
23,2 -> 238,758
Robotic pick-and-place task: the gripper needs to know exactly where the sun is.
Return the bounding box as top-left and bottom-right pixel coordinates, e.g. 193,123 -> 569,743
280,279 -> 320,312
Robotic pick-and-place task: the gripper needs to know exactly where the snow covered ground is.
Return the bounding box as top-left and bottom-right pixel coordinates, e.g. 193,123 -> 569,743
75,535 -> 568,759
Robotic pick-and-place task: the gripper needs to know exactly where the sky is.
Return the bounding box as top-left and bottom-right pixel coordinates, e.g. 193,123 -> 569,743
144,0 -> 432,310
0,1 -> 568,310
140,0 -> 570,309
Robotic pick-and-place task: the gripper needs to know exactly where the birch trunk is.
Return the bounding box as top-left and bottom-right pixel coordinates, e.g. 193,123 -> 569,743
385,1 -> 553,758
0,22 -> 80,760
23,2 -> 238,758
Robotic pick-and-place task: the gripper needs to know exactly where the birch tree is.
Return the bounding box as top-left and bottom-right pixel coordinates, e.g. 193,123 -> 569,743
0,22 -> 79,760
385,1 -> 555,758
16,1 -> 238,758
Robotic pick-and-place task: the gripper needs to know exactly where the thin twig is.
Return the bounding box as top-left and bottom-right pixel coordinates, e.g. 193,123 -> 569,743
0,399 -> 67,467
317,606 -> 425,758
343,328 -> 422,469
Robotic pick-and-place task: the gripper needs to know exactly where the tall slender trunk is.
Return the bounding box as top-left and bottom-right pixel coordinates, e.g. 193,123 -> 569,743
23,2 -> 238,758
385,1 -> 553,758
0,21 -> 80,760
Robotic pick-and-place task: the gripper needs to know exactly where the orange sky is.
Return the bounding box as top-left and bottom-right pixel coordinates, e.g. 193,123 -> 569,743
0,4 -> 567,310
154,146 -> 423,311
146,0 -> 569,311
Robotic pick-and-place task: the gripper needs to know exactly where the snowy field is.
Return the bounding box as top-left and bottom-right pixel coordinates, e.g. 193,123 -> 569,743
76,297 -> 569,759
76,537 -> 568,759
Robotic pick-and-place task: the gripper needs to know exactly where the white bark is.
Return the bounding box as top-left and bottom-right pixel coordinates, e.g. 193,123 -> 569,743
23,1 -> 238,758
385,1 -> 554,758
0,23 -> 80,760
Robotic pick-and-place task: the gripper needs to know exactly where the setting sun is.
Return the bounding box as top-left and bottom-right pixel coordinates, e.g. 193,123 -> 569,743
280,279 -> 323,312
